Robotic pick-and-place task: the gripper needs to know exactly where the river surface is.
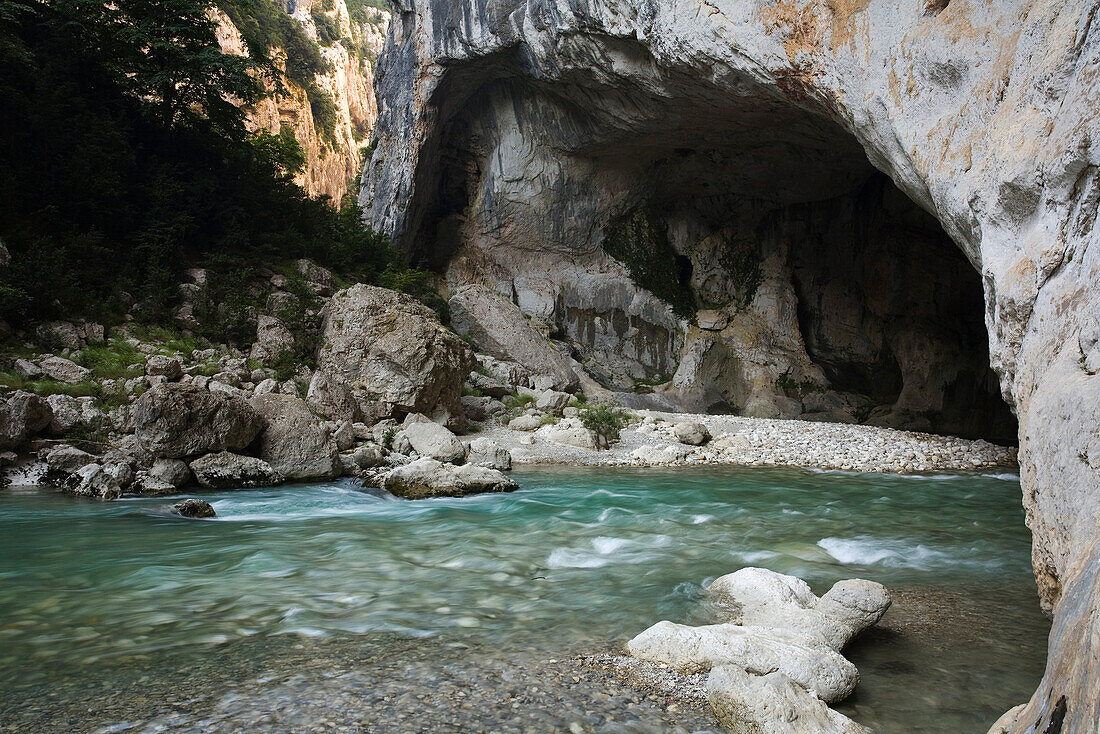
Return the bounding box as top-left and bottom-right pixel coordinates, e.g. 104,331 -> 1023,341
0,466 -> 1048,732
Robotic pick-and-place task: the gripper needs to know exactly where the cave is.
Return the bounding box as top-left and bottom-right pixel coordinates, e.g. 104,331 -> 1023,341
393,39 -> 1017,444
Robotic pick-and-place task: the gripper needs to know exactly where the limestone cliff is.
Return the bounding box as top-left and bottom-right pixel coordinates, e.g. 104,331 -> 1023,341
214,1 -> 388,202
362,1 -> 1100,731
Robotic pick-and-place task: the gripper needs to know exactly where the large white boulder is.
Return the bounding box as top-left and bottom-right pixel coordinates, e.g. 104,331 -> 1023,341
37,356 -> 92,383
538,417 -> 605,450
707,666 -> 870,734
188,451 -> 283,489
382,457 -> 518,499
466,438 -> 511,471
0,391 -> 52,449
401,419 -> 466,463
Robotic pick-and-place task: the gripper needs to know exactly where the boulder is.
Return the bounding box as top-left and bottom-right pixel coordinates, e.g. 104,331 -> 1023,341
460,395 -> 499,422
332,420 -> 356,451
315,285 -> 475,429
188,452 -> 283,489
13,358 -> 43,379
148,458 -> 192,488
66,464 -> 122,500
37,356 -> 92,383
45,445 -> 96,476
696,310 -> 730,331
508,414 -> 542,432
401,419 -> 466,463
132,384 -> 263,458
102,462 -> 133,488
250,393 -> 339,480
673,421 -> 711,446
467,371 -> 512,399
467,438 -> 512,471
297,259 -> 337,296
249,314 -> 294,364
626,620 -> 858,704
36,322 -> 83,350
535,390 -> 572,413
707,666 -> 870,734
44,394 -> 102,436
450,285 -> 578,392
382,457 -> 518,499
0,391 -> 52,448
145,355 -> 183,380
632,444 -> 689,465
350,443 -> 386,469
172,499 -> 216,518
538,418 -> 605,450
253,378 -> 279,395
132,473 -> 178,495
707,568 -> 891,651
475,355 -> 530,387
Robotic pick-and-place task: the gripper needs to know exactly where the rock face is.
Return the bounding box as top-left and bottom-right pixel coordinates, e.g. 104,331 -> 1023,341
382,457 -> 518,499
362,2 -> 1100,727
314,285 -> 476,429
133,384 -> 264,458
251,394 -> 340,480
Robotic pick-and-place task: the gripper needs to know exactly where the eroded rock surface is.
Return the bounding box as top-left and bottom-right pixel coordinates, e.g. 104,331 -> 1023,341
133,384 -> 263,459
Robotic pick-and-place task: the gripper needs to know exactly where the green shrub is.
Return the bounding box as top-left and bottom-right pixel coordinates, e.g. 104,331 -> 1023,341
503,391 -> 537,410
719,235 -> 763,312
579,404 -> 629,443
603,206 -> 694,318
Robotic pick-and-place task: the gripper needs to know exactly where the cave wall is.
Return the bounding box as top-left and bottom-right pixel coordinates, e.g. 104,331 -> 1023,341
362,2 -> 1100,731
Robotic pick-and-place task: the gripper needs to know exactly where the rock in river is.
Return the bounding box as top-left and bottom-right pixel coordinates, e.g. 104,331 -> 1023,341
172,499 -> 216,518
382,457 -> 518,499
188,451 -> 283,489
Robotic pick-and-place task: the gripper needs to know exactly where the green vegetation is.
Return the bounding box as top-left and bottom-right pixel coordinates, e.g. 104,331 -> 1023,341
603,206 -> 694,319
578,404 -> 629,443
719,235 -> 763,312
632,374 -> 669,394
503,391 -> 537,410
312,9 -> 340,46
775,373 -> 823,399
76,341 -> 146,380
0,0 -> 435,339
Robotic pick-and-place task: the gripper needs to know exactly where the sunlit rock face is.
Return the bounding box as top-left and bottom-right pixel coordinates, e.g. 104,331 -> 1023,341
362,3 -> 1100,729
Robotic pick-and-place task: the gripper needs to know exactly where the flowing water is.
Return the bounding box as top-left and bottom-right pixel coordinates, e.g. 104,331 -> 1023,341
0,467 -> 1048,732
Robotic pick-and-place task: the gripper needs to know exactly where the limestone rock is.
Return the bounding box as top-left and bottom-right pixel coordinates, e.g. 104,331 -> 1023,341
627,620 -> 858,704
507,414 -> 542,432
707,568 -> 891,652
66,464 -> 121,500
172,499 -> 216,518
296,259 -> 336,296
467,371 -> 511,399
188,451 -> 282,489
382,457 -> 518,499
467,438 -> 511,471
37,356 -> 92,384
538,418 -> 605,451
315,285 -> 475,429
401,419 -> 466,463
145,355 -> 183,381
332,421 -> 356,451
673,422 -> 711,446
535,389 -> 572,413
45,445 -> 96,476
632,444 -> 689,465
708,666 -> 870,734
350,443 -> 386,469
0,391 -> 52,449
250,314 -> 294,364
250,393 -> 339,480
450,285 -> 579,392
133,384 -> 263,458
148,458 -> 191,489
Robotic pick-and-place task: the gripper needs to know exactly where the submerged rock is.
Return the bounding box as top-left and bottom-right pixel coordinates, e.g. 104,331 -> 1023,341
382,457 -> 518,499
188,451 -> 283,489
172,499 -> 216,518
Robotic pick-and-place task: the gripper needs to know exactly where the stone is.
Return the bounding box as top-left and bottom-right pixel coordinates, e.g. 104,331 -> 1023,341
102,462 -> 133,488
382,457 -> 518,499
467,438 -> 511,471
132,473 -> 177,495
535,390 -> 572,413
673,422 -> 711,446
631,444 -> 689,465
297,259 -> 337,296
66,464 -> 122,500
508,414 -> 542,432
332,420 -> 356,451
36,322 -> 83,350
145,355 -> 183,380
314,285 -> 475,429
475,355 -> 530,387
254,378 -> 279,395
696,310 -> 729,331
188,451 -> 282,489
626,620 -> 858,704
706,568 -> 891,652
13,358 -> 43,378
350,443 -> 386,469
172,499 -> 216,518
467,371 -> 511,399
45,445 -> 96,476
460,395 -> 494,422
250,393 -> 339,480
538,418 -> 605,451
707,666 -> 870,734
149,458 -> 191,488
249,314 -> 294,364
0,391 -> 52,449
449,285 -> 579,392
132,384 -> 263,458
401,419 -> 466,463
37,356 -> 92,383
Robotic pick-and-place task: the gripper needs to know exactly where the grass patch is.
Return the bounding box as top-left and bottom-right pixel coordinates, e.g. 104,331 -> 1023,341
77,340 -> 146,379
503,391 -> 536,410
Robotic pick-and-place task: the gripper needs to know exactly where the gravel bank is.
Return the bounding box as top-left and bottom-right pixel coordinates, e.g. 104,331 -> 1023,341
480,412 -> 1017,474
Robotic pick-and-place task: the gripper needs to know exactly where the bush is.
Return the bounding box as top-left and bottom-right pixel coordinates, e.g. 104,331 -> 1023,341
579,404 -> 629,443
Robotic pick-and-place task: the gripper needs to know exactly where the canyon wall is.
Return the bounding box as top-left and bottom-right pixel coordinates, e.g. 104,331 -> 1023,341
362,2 -> 1100,731
215,1 -> 389,202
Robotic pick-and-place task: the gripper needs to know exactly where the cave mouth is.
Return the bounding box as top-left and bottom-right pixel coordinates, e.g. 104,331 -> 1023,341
414,52 -> 1018,444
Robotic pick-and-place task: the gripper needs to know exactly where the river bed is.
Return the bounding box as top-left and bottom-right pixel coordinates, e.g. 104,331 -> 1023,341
0,467 -> 1048,732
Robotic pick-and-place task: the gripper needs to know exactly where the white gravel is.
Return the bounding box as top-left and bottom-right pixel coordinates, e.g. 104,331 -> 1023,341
476,411 -> 1018,474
